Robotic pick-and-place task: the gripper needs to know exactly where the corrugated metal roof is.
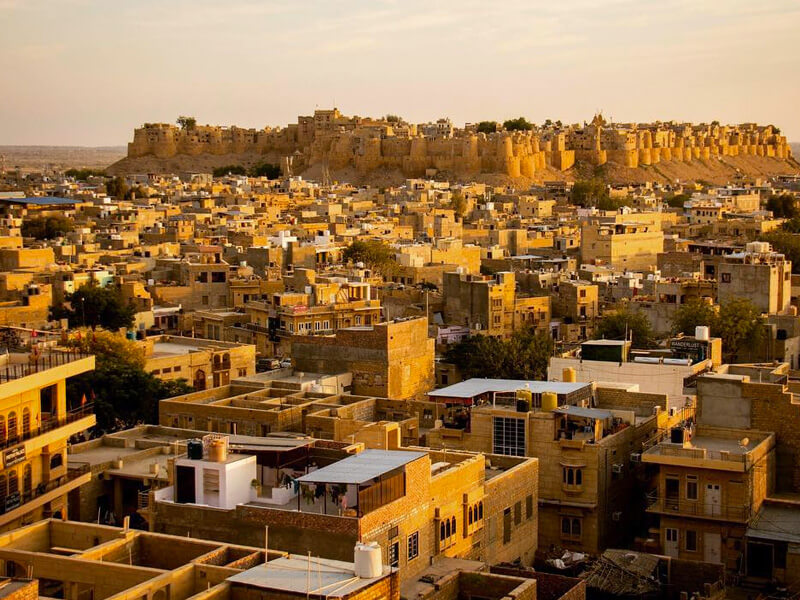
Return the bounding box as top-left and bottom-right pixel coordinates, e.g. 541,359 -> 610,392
297,449 -> 426,485
428,379 -> 589,399
0,197 -> 81,205
228,555 -> 390,597
747,504 -> 800,544
553,405 -> 613,419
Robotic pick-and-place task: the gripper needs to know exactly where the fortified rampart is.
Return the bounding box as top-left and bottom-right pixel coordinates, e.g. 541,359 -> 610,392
126,110 -> 793,178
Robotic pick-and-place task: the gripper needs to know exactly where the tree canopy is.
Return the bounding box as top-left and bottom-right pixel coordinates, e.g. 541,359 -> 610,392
444,328 -> 553,381
21,215 -> 72,240
212,165 -> 247,177
449,190 -> 468,218
766,194 -> 799,219
105,176 -> 128,200
176,115 -> 197,130
342,240 -> 396,275
64,168 -> 104,181
570,179 -> 610,208
503,117 -> 533,131
759,231 -> 800,273
663,193 -> 690,209
476,121 -> 498,134
671,298 -> 765,361
595,307 -> 657,348
66,331 -> 192,431
250,163 -> 282,179
51,284 -> 136,331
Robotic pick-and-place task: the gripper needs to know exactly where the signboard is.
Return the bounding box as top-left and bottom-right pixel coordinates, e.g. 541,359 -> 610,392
4,492 -> 20,513
3,445 -> 25,468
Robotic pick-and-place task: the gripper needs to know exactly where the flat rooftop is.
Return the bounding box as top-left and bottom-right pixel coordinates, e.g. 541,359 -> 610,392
429,378 -> 590,399
297,449 -> 426,485
228,555 -> 390,597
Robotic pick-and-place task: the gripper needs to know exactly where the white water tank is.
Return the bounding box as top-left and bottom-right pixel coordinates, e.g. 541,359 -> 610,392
695,326 -> 710,341
354,542 -> 382,578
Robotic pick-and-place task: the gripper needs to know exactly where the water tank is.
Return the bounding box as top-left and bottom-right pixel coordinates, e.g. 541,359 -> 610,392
562,367 -> 577,383
541,392 -> 558,412
208,439 -> 228,462
695,326 -> 710,341
670,427 -> 686,444
354,542 -> 382,578
187,439 -> 203,460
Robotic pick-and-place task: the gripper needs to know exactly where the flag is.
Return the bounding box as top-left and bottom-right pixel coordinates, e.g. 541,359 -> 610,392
81,394 -> 87,406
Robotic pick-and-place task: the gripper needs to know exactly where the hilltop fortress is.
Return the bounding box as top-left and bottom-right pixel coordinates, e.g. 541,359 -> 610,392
123,109 -> 794,179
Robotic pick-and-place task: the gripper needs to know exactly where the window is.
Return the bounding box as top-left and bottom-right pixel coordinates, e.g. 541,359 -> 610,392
407,532 -> 419,561
561,517 -> 582,540
8,470 -> 18,494
514,501 -> 522,525
721,272 -> 731,283
526,495 -> 534,519
7,412 -> 17,440
562,466 -> 583,488
21,408 -> 30,437
686,476 -> 698,501
202,295 -> 209,306
685,529 -> 698,552
388,541 -> 399,568
50,454 -> 63,469
493,417 -> 526,456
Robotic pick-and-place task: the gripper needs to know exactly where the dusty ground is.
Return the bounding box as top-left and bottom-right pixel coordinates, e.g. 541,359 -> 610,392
0,145 -> 126,173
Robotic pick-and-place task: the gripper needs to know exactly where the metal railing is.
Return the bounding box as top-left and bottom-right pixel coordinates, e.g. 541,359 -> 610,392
646,492 -> 751,522
0,404 -> 94,452
0,461 -> 90,516
0,352 -> 92,384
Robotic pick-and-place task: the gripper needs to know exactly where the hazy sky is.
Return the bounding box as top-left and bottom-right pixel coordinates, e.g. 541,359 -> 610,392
1,0 -> 799,146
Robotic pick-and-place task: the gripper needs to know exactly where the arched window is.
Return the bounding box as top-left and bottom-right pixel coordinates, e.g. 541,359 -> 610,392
0,415 -> 6,441
440,522 -> 446,541
8,470 -> 18,494
7,412 -> 17,440
23,465 -> 31,493
0,474 -> 7,498
451,516 -> 456,536
445,519 -> 451,538
468,506 -> 473,525
21,408 -> 30,437
576,469 -> 582,486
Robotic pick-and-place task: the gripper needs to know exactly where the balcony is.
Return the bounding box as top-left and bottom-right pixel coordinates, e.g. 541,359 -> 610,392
0,352 -> 93,384
0,404 -> 95,453
0,461 -> 91,527
646,493 -> 751,523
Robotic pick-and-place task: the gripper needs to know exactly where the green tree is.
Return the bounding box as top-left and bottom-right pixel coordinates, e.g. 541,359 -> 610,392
249,163 -> 282,179
671,298 -> 717,337
449,190 -> 468,218
503,117 -> 533,131
781,218 -> 800,233
64,168 -> 103,181
384,114 -> 402,123
595,307 -> 657,348
21,216 -> 72,240
51,284 -> 136,331
445,328 -> 553,381
766,194 -> 798,219
570,179 -> 610,208
212,165 -> 247,177
124,185 -> 150,200
342,240 -> 396,275
476,121 -> 498,134
105,176 -> 128,200
176,115 -> 197,130
670,298 -> 765,361
66,332 -> 192,431
714,299 -> 766,362
663,193 -> 690,209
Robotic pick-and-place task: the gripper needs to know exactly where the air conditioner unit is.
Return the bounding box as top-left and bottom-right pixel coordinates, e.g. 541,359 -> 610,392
612,511 -> 622,522
630,453 -> 642,463
611,463 -> 624,474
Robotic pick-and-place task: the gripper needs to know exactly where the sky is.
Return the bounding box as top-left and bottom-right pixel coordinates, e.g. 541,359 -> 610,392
1,0 -> 799,146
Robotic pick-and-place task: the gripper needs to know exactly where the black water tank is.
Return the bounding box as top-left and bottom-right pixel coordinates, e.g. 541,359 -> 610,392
670,427 -> 685,444
187,439 -> 203,460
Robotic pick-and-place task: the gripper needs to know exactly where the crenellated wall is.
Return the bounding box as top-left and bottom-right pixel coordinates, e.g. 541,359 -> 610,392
126,111 -> 793,178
